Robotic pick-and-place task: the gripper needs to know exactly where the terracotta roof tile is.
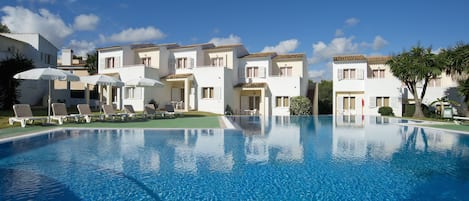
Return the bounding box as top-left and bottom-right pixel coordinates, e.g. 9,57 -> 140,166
241,52 -> 277,59
234,82 -> 267,88
333,55 -> 367,62
274,53 -> 305,60
161,73 -> 193,79
367,56 -> 391,64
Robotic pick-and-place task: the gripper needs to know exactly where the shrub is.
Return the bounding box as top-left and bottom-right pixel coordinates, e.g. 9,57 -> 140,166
225,105 -> 233,115
378,106 -> 394,116
290,96 -> 312,115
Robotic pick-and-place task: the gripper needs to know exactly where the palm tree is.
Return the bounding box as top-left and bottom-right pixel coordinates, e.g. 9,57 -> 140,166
441,43 -> 469,111
387,44 -> 442,118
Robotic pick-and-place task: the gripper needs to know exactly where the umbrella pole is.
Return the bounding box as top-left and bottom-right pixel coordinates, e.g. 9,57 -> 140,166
48,80 -> 51,123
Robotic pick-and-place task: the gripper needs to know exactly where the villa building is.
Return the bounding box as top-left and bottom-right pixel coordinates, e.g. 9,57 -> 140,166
96,43 -> 308,116
0,33 -> 58,106
332,55 -> 462,118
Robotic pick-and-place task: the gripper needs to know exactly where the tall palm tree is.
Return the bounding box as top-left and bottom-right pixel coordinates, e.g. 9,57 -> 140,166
441,43 -> 469,111
387,44 -> 442,118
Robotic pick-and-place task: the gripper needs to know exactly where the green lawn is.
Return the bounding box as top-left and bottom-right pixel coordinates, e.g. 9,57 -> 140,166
0,107 -> 221,140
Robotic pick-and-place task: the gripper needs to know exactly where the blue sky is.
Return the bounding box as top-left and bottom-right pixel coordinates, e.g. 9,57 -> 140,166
1,0 -> 468,81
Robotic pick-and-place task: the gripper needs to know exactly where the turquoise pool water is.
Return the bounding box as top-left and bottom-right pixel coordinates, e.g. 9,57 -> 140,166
1,116 -> 469,200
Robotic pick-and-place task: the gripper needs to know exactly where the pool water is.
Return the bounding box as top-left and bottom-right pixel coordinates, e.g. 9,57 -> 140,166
1,116 -> 469,200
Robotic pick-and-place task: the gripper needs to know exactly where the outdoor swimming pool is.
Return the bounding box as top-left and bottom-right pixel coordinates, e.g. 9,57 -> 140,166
1,116 -> 469,200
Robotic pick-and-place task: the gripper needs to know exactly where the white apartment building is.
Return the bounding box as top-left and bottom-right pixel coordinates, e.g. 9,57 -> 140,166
96,43 -> 308,116
0,33 -> 58,106
332,55 -> 462,117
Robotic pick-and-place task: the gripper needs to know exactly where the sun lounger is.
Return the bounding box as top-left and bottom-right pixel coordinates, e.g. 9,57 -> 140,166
143,104 -> 163,119
123,105 -> 144,119
77,104 -> 103,123
163,104 -> 183,118
453,116 -> 469,125
51,103 -> 82,125
9,104 -> 47,127
102,104 -> 128,121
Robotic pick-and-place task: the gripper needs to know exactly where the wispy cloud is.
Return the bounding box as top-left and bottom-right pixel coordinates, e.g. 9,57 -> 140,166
261,39 -> 299,54
67,39 -> 96,56
99,26 -> 165,43
345,17 -> 360,27
73,14 -> 99,31
309,36 -> 359,64
1,6 -> 73,47
208,34 -> 242,46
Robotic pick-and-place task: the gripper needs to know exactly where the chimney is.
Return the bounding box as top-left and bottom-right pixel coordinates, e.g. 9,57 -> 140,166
61,49 -> 73,66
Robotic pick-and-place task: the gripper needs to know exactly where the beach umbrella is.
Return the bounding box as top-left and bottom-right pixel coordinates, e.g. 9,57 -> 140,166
125,77 -> 165,87
80,74 -> 125,106
13,67 -> 80,120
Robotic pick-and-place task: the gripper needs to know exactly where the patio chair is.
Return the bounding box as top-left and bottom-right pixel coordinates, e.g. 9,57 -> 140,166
163,104 -> 183,118
77,104 -> 104,123
143,104 -> 163,119
51,103 -> 82,125
102,104 -> 128,121
123,105 -> 144,119
9,104 -> 47,127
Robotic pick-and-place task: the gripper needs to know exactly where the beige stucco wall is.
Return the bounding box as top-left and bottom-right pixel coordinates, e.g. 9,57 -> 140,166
272,60 -> 303,77
205,50 -> 234,69
135,49 -> 160,69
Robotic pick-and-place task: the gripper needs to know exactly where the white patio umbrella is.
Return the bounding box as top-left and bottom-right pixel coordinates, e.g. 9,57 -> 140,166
80,74 -> 125,106
125,77 -> 165,87
13,67 -> 80,120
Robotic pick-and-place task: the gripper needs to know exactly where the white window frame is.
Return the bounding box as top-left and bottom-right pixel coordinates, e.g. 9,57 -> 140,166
202,87 -> 214,99
105,57 -> 115,69
176,57 -> 188,69
211,57 -> 224,67
280,66 -> 292,77
275,96 -> 290,107
246,67 -> 259,78
141,57 -> 151,66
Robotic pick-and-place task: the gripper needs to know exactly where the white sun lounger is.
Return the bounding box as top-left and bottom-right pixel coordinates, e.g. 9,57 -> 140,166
51,103 -> 82,125
102,104 -> 128,121
77,104 -> 103,123
9,104 -> 47,127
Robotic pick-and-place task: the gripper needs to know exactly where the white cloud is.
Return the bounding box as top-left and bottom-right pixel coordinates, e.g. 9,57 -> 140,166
261,39 -> 299,54
345,17 -> 360,27
208,34 -> 242,46
100,26 -> 165,43
309,36 -> 359,64
308,69 -> 325,80
1,6 -> 73,47
335,29 -> 344,37
73,14 -> 99,31
68,39 -> 95,57
372,35 -> 388,50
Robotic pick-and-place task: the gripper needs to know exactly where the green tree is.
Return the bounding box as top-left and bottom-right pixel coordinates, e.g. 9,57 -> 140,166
440,43 -> 469,108
85,51 -> 98,74
0,24 -> 10,33
318,80 -> 332,114
0,53 -> 34,109
387,44 -> 442,118
290,96 -> 312,115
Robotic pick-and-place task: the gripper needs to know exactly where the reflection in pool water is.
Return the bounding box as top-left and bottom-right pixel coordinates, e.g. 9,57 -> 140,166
1,116 -> 469,200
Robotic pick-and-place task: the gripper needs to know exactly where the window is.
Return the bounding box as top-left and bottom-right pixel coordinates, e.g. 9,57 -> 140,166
105,57 -> 115,68
249,96 -> 260,110
202,87 -> 214,99
211,57 -> 224,67
280,67 -> 292,77
372,69 -> 385,79
141,57 -> 151,66
343,69 -> 355,79
246,67 -> 259,78
376,97 -> 390,107
125,87 -> 135,99
343,97 -> 356,110
176,57 -> 188,69
275,96 -> 290,107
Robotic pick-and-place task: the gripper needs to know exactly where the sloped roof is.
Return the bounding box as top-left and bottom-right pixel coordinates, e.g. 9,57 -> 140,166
333,55 -> 367,62
234,82 -> 267,88
241,52 -> 277,59
367,56 -> 391,64
161,73 -> 193,79
274,53 -> 305,60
